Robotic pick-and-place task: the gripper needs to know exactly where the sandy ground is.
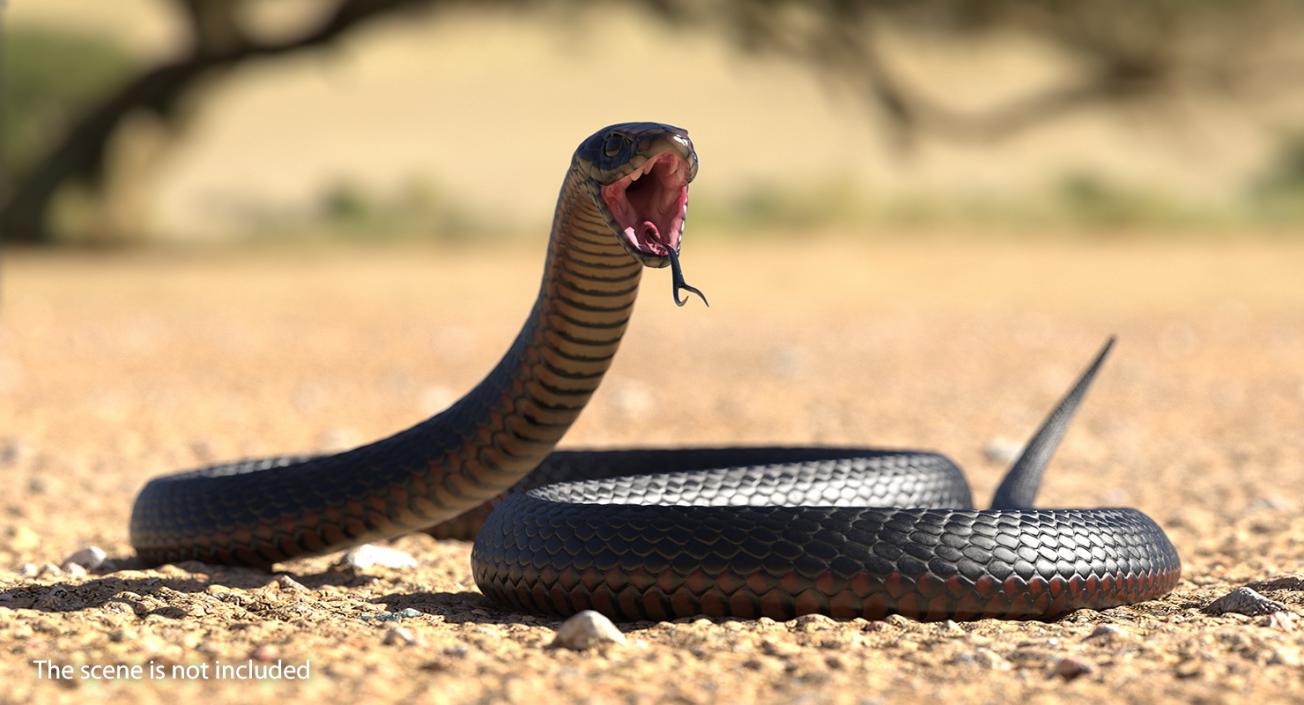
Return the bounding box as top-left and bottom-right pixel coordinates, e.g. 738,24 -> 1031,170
1,238 -> 1302,705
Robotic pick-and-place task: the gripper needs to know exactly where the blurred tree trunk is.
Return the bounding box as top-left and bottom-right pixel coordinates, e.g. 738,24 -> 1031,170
0,0 -> 437,244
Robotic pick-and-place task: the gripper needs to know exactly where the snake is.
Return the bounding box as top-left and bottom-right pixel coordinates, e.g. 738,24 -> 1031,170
129,122 -> 1181,621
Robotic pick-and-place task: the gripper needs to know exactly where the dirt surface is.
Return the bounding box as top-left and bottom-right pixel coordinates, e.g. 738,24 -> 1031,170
1,239 -> 1302,705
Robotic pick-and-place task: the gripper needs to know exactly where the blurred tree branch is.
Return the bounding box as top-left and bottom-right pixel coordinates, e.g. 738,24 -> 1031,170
5,0 -> 1304,243
1,0 -> 440,244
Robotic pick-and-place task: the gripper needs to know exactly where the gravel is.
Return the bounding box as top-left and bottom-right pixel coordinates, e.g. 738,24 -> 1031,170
1,243 -> 1302,705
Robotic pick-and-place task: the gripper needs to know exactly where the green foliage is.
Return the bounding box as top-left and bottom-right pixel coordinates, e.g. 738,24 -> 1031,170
1,25 -> 137,176
249,176 -> 512,244
1053,172 -> 1187,229
1249,131 -> 1304,222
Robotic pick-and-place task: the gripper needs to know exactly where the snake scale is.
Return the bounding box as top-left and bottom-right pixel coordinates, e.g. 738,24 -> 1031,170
130,122 -> 1181,621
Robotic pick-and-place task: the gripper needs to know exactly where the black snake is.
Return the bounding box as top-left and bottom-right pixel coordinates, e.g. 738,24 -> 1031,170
129,122 -> 1181,620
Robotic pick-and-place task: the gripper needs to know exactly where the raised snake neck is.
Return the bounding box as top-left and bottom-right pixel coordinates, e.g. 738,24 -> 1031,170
130,140 -> 646,566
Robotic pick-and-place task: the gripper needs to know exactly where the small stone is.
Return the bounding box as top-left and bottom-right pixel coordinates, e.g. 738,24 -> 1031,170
983,437 -> 1023,464
974,648 -> 1011,671
952,648 -> 1011,670
1174,659 -> 1201,679
62,546 -> 108,571
1269,648 -> 1301,666
884,614 -> 914,628
337,544 -> 418,570
63,563 -> 88,578
383,626 -> 421,646
1259,611 -> 1300,631
551,610 -> 625,650
1204,587 -> 1288,616
1086,624 -> 1126,641
250,645 -> 279,662
17,563 -> 39,577
39,562 -> 63,577
398,608 -> 423,618
1052,656 -> 1095,681
273,574 -> 308,592
793,614 -> 836,632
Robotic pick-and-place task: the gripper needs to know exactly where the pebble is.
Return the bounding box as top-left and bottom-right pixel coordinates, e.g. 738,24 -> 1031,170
884,614 -> 914,628
1052,656 -> 1096,681
551,610 -> 625,650
1259,611 -> 1300,630
250,645 -> 279,662
1086,624 -> 1126,641
337,544 -> 418,570
951,648 -> 1011,670
792,614 -> 836,632
1204,587 -> 1288,616
359,608 -> 424,622
1269,648 -> 1301,666
982,437 -> 1023,464
383,626 -> 421,646
1174,659 -> 1202,679
273,574 -> 309,592
61,546 -> 108,571
17,563 -> 39,577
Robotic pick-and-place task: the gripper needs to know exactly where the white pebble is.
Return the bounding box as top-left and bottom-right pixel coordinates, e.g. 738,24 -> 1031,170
338,544 -> 418,570
274,574 -> 309,592
62,545 -> 108,571
983,437 -> 1023,464
552,610 -> 625,650
383,626 -> 421,646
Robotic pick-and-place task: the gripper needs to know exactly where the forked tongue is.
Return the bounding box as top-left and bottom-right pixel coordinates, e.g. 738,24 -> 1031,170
668,249 -> 708,308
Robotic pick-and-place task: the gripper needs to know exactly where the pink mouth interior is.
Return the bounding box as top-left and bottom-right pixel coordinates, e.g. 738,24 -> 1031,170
599,152 -> 689,257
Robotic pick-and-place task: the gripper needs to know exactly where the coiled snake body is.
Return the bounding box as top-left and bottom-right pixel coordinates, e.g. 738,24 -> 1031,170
130,123 -> 1180,621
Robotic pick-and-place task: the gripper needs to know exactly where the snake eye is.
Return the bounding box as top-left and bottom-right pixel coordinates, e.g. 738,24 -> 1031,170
603,132 -> 628,158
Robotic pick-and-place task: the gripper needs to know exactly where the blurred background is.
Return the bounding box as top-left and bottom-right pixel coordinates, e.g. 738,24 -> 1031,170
2,6 -> 1304,704
4,0 -> 1304,246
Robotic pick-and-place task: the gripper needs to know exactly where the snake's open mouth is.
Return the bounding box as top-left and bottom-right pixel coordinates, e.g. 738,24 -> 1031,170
600,152 -> 690,258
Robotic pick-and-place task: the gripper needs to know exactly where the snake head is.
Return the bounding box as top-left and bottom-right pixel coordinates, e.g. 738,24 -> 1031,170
578,122 -> 698,269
